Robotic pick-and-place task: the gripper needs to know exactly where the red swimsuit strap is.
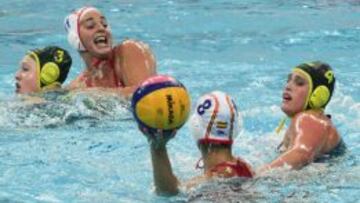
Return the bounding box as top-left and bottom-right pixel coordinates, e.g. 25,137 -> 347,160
83,50 -> 124,88
210,159 -> 253,178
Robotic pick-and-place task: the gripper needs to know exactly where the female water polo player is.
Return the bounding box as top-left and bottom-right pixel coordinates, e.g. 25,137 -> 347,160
260,61 -> 344,172
141,91 -> 254,196
64,6 -> 156,97
15,46 -> 72,94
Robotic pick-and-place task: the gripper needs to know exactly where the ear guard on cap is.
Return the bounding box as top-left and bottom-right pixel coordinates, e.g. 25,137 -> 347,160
39,48 -> 67,85
64,11 -> 86,51
189,91 -> 242,145
29,46 -> 72,89
309,85 -> 330,109
40,62 -> 60,85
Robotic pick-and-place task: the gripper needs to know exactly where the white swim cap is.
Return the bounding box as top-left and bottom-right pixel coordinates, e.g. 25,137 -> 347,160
64,6 -> 100,51
190,91 -> 242,145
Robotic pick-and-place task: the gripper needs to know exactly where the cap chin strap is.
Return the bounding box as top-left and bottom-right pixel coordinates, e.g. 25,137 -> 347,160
275,117 -> 287,135
275,68 -> 314,135
28,52 -> 42,90
293,68 -> 313,111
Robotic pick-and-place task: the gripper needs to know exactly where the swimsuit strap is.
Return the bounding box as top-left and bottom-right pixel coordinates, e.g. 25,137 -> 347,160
210,159 -> 253,178
82,50 -> 124,88
234,159 -> 253,178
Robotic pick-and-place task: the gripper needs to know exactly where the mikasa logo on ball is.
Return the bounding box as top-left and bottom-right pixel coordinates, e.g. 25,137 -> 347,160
166,94 -> 175,124
132,75 -> 190,131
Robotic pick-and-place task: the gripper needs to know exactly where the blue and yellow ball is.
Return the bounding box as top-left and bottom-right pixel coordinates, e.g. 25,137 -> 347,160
131,75 -> 191,133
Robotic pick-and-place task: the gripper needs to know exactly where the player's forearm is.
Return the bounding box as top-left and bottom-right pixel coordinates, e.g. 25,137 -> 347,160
265,148 -> 314,171
150,145 -> 179,196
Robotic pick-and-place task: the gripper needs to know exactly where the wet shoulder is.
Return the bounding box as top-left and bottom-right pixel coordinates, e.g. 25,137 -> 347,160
295,111 -> 342,156
293,110 -> 332,128
113,39 -> 156,86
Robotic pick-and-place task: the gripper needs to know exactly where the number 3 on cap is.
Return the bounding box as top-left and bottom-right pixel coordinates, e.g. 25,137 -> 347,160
197,99 -> 212,115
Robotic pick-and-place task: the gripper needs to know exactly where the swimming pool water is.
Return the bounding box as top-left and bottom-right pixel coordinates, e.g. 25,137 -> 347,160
0,0 -> 359,202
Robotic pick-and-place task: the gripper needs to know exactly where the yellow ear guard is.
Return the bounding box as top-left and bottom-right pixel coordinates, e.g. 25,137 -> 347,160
29,46 -> 72,89
309,85 -> 330,109
40,62 -> 60,85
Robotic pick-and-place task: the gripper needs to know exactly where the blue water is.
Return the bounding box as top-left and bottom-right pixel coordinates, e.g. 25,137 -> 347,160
0,0 -> 359,202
